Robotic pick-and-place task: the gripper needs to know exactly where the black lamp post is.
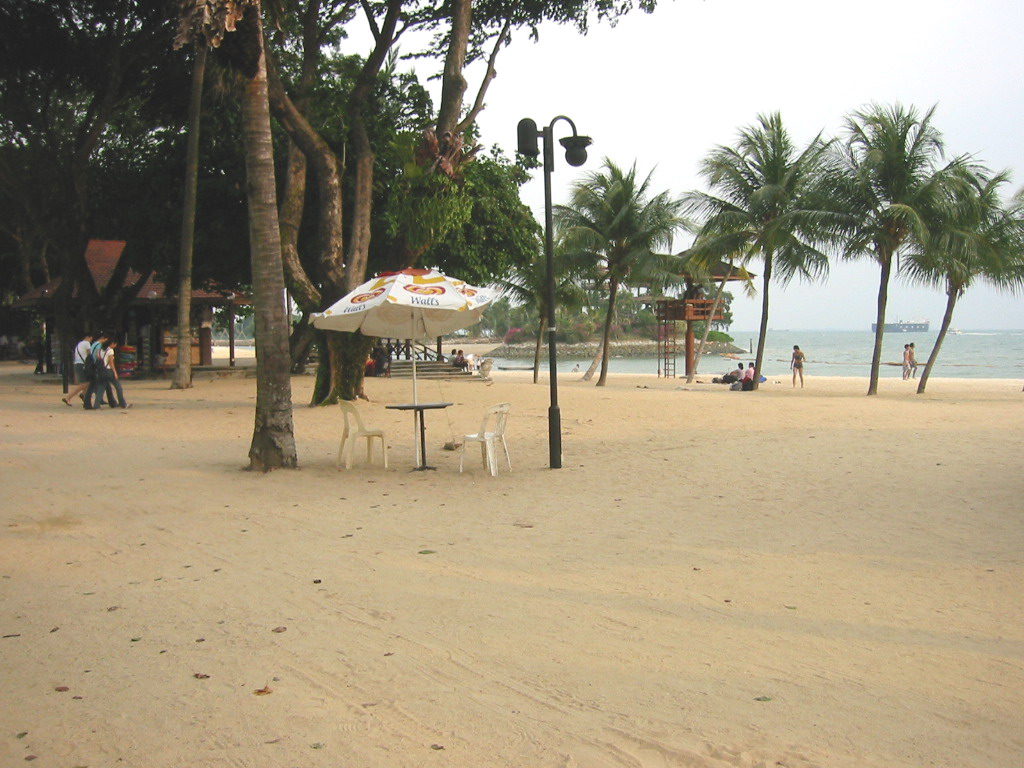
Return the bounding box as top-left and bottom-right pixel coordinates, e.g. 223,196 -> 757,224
517,115 -> 591,469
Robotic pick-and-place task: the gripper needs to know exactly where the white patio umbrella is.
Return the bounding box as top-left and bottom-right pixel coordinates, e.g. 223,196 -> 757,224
310,268 -> 494,404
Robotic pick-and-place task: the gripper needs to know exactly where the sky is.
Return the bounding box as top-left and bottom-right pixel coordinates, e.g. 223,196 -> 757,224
391,0 -> 1024,330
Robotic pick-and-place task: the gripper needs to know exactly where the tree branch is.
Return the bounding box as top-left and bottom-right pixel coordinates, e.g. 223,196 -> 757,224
360,0 -> 381,43
454,18 -> 511,136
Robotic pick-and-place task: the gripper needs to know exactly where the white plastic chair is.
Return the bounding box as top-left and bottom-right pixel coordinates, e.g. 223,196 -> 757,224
477,359 -> 494,382
338,401 -> 388,470
459,403 -> 511,476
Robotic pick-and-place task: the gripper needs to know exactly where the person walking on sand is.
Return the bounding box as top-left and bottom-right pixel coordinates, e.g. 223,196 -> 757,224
902,344 -> 912,380
791,345 -> 806,388
908,342 -> 918,379
84,332 -> 113,409
62,332 -> 94,406
98,338 -> 131,410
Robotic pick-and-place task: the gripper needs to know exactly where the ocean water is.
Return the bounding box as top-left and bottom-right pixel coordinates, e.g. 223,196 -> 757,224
490,330 -> 1024,379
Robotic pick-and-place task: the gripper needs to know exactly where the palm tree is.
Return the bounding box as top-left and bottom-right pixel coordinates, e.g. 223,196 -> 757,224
684,113 -> 834,389
555,161 -> 684,386
904,170 -> 1024,393
176,0 -> 297,469
171,35 -> 208,391
832,104 -> 960,396
498,242 -> 586,383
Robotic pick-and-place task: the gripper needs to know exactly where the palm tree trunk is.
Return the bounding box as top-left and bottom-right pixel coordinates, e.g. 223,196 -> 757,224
867,252 -> 892,396
578,347 -> 600,380
171,41 -> 207,391
917,286 -> 957,394
532,316 -> 544,383
687,268 -> 732,383
752,255 -> 772,391
596,278 -> 619,387
240,6 -> 297,470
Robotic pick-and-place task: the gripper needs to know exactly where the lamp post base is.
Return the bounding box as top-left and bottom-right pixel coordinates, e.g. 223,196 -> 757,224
548,405 -> 562,469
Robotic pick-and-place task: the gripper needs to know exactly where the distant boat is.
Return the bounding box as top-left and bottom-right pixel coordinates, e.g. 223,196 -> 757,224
949,328 -> 962,335
871,319 -> 929,332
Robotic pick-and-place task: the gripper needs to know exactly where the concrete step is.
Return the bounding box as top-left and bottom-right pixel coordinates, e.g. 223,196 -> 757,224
388,360 -> 473,380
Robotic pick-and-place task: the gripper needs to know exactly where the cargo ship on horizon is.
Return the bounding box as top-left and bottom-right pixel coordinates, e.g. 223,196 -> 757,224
871,319 -> 929,333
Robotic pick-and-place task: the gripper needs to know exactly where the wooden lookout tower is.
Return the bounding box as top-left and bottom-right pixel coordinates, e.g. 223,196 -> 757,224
653,259 -> 753,378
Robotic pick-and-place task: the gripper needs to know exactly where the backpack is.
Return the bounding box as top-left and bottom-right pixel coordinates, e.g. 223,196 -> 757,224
83,352 -> 98,382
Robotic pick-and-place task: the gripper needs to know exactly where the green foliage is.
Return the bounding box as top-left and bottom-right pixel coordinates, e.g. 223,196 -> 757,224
830,104 -> 955,265
383,132 -> 475,259
421,148 -> 542,285
556,160 -> 685,290
685,112 -> 835,284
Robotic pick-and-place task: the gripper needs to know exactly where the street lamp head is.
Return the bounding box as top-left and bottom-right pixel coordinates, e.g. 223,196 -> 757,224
560,134 -> 592,167
516,117 -> 540,157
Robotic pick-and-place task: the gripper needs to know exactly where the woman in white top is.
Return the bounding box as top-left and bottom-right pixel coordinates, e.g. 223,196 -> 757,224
100,340 -> 131,410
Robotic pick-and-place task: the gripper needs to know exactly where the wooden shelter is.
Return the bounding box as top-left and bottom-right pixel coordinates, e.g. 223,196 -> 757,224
650,259 -> 754,377
14,239 -> 249,375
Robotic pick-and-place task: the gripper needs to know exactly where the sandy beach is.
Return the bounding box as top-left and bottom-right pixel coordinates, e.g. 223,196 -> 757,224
1,363 -> 1022,768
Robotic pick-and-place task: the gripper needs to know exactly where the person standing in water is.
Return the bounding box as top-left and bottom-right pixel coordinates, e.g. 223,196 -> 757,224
791,345 -> 806,388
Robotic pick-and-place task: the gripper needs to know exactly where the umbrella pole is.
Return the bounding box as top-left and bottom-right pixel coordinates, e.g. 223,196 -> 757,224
412,354 -> 419,405
412,353 -> 420,466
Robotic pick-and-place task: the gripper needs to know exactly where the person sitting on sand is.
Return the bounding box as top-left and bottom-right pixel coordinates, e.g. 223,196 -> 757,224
714,363 -> 745,385
791,345 -> 805,388
741,362 -> 756,391
452,350 -> 468,370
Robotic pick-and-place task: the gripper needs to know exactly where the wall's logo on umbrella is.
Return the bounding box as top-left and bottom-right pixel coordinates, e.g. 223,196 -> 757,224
351,288 -> 386,303
404,284 -> 445,296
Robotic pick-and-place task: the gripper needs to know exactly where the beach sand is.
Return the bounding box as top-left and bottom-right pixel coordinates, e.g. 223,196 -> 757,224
1,363 -> 1021,767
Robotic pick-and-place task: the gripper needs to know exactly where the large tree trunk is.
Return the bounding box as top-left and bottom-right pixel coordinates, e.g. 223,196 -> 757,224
435,0 -> 473,136
239,6 -> 297,471
687,268 -> 732,383
752,255 -> 772,391
337,332 -> 374,401
264,51 -> 346,295
532,315 -> 544,383
278,139 -> 321,309
172,41 -> 208,390
344,128 -> 374,291
917,284 -> 957,394
867,252 -> 892,396
596,278 -> 619,387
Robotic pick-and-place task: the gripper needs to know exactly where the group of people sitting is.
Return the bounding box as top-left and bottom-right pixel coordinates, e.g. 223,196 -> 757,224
714,362 -> 761,390
364,343 -> 391,377
61,331 -> 131,410
450,349 -> 475,371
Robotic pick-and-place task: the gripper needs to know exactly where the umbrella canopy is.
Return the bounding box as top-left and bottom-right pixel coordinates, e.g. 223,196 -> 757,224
311,268 -> 493,340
